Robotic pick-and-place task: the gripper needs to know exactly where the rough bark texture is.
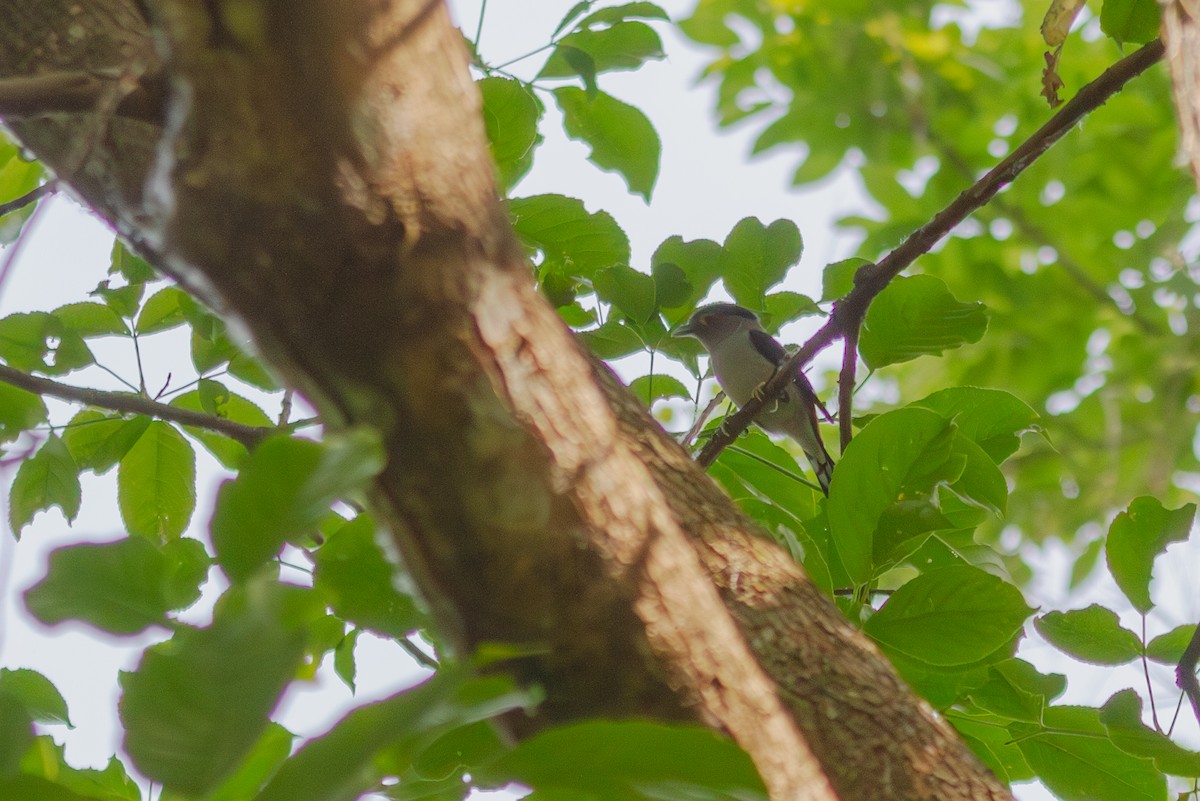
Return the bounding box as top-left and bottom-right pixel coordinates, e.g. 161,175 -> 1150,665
0,2 -> 1015,799
1164,0 -> 1200,182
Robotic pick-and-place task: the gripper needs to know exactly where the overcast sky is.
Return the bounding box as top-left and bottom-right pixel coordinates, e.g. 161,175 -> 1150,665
2,3 -> 1198,801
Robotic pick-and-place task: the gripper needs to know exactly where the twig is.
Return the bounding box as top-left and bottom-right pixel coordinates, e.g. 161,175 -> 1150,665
696,39 -> 1166,468
838,325 -> 859,452
278,388 -> 294,427
0,363 -> 271,447
399,636 -> 439,670
0,181 -> 56,218
680,392 -> 725,448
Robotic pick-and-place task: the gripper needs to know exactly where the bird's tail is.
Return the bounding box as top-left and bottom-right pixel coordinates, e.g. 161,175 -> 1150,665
806,442 -> 835,496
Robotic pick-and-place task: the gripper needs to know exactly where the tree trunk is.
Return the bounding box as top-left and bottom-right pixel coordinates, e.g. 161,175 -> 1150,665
0,2 -> 1013,799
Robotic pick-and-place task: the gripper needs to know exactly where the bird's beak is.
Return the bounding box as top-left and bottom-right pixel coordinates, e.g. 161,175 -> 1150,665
674,320 -> 699,338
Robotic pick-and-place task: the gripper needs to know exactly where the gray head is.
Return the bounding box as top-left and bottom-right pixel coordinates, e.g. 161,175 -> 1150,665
674,303 -> 763,349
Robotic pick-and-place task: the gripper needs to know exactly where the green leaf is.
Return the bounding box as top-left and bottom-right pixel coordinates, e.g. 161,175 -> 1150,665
761,291 -> 822,328
578,318 -> 645,359
479,77 -> 543,191
228,351 -> 279,390
551,0 -> 592,37
313,515 -> 424,638
0,694 -> 32,776
136,287 -> 195,334
966,659 -> 1066,722
1100,0 -> 1161,45
651,238 -> 722,323
480,721 -> 767,800
24,537 -> 210,635
859,275 -> 988,369
0,668 -> 71,726
628,373 -> 690,405
720,217 -> 803,309
11,739 -> 141,800
555,87 -> 661,200
713,430 -> 823,519
1034,605 -> 1143,665
943,432 -> 1008,518
8,435 -> 80,535
1100,689 -> 1200,776
207,723 -> 295,801
577,2 -> 670,28
120,581 -> 317,796
592,264 -> 656,322
254,674 -> 534,801
333,631 -> 358,693
953,712 -> 1035,785
651,261 -> 692,309
0,382 -> 46,442
827,408 -> 960,584
539,21 -> 666,80
863,565 -> 1033,666
91,282 -> 145,320
0,774 -> 115,801
820,258 -> 869,303
52,302 -> 129,338
61,411 -> 151,475
1145,624 -> 1196,664
118,421 -> 196,542
171,384 -> 271,469
412,720 -> 506,787
509,194 -> 630,280
0,150 -> 44,244
913,387 -> 1039,464
109,240 -> 155,283
0,312 -> 93,374
212,430 -> 385,581
1014,706 -> 1165,801
1106,497 -> 1195,613
677,1 -> 739,46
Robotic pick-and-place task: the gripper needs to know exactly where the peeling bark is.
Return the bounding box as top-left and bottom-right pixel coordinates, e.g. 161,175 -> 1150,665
0,2 -> 1014,798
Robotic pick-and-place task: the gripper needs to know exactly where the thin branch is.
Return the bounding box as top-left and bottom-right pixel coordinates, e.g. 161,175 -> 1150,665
696,38 -> 1166,468
0,70 -> 165,122
680,392 -> 725,449
1142,615 -> 1161,731
399,636 -> 439,670
0,181 -> 56,218
473,0 -> 488,48
0,363 -> 271,447
838,325 -> 859,452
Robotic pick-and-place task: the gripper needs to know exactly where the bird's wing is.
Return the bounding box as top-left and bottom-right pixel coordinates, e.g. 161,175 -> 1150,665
747,329 -> 833,421
747,328 -> 787,366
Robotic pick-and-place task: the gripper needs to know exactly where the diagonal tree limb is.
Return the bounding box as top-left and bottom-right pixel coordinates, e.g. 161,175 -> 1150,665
697,38 -> 1166,468
838,325 -> 858,452
0,363 -> 272,447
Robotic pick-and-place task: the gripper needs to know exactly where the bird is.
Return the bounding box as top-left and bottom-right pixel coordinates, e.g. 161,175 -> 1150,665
675,303 -> 835,494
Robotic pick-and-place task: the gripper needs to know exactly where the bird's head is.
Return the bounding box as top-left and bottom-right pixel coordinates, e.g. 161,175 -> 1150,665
674,303 -> 763,349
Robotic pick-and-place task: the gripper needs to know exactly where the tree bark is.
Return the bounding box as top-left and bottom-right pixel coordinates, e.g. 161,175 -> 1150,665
1163,1 -> 1200,183
0,2 -> 1013,799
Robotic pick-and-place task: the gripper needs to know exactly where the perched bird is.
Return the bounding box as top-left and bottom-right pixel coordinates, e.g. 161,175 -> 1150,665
676,303 -> 835,494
